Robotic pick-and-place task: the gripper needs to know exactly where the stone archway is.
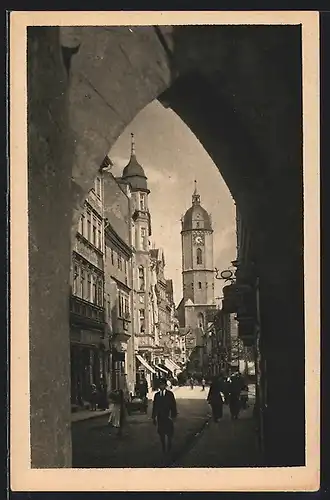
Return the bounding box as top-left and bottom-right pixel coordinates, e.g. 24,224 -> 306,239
28,25 -> 304,467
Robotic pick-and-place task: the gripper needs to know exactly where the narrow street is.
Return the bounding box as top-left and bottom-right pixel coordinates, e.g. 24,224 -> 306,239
72,386 -> 260,468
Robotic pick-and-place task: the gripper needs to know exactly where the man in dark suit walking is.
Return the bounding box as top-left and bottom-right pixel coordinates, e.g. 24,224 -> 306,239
152,378 -> 178,453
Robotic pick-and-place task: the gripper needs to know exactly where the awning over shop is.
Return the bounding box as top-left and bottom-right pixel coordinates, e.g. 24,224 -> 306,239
168,359 -> 182,372
164,358 -> 177,374
136,354 -> 156,374
153,364 -> 169,375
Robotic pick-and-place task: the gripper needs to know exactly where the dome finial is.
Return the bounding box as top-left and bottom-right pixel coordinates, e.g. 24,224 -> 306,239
192,179 -> 200,205
131,132 -> 136,157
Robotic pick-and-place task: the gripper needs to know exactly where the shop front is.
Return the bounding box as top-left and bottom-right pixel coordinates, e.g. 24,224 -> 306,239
70,342 -> 107,408
110,331 -> 130,392
135,353 -> 156,392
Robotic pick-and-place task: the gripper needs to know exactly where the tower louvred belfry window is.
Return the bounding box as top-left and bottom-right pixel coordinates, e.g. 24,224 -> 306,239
138,266 -> 145,291
197,248 -> 203,265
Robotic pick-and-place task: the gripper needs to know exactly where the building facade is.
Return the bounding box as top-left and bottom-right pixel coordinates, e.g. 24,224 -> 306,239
117,134 -> 157,389
103,166 -> 136,395
69,173 -> 107,409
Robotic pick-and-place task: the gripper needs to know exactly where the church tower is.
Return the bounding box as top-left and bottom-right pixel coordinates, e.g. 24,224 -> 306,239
181,181 -> 215,331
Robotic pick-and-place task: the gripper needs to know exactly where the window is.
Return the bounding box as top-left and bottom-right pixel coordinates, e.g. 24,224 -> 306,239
139,308 -> 145,333
81,269 -> 86,300
95,176 -> 102,198
92,216 -> 97,246
124,297 -> 129,317
141,227 -> 147,250
118,293 -> 123,317
124,260 -> 128,285
97,221 -> 102,250
111,248 -> 114,265
198,281 -> 202,290
87,273 -> 92,302
86,211 -> 91,241
138,266 -> 145,291
197,248 -> 203,265
78,213 -> 85,236
73,264 -> 79,295
140,193 -> 146,211
117,255 -> 123,271
97,279 -> 103,306
92,277 -> 97,304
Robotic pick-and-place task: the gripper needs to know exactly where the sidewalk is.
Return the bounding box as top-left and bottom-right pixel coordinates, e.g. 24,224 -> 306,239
71,408 -> 111,423
71,386 -> 180,423
174,398 -> 262,467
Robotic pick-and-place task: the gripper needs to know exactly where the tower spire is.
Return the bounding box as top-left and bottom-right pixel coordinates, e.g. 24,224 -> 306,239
192,179 -> 200,205
130,132 -> 136,157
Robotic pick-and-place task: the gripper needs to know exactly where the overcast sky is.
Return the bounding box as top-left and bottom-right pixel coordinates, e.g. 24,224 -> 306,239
109,100 -> 236,306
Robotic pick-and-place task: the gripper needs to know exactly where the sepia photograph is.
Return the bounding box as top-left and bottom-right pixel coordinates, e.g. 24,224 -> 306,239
10,11 -> 320,492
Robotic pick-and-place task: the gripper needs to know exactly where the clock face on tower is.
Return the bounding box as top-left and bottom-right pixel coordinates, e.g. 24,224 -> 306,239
193,231 -> 205,245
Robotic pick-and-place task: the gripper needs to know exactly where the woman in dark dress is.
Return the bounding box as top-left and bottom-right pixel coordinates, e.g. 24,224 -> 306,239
207,377 -> 224,422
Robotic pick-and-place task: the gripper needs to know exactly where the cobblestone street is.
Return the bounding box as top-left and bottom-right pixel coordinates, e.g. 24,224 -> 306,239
72,386 -> 260,468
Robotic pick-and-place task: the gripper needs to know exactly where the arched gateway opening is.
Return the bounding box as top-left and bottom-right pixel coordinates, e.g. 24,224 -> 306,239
28,25 -> 304,468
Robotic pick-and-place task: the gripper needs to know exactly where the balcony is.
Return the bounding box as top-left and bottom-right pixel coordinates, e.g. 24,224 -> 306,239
70,295 -> 105,328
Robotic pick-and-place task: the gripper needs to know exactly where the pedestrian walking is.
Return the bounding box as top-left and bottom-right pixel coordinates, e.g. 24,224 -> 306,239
240,384 -> 249,409
98,381 -> 108,410
138,376 -> 148,399
108,389 -> 126,436
90,383 -> 98,411
201,378 -> 206,391
207,377 -> 224,422
228,373 -> 243,419
152,378 -> 178,454
189,377 -> 194,390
